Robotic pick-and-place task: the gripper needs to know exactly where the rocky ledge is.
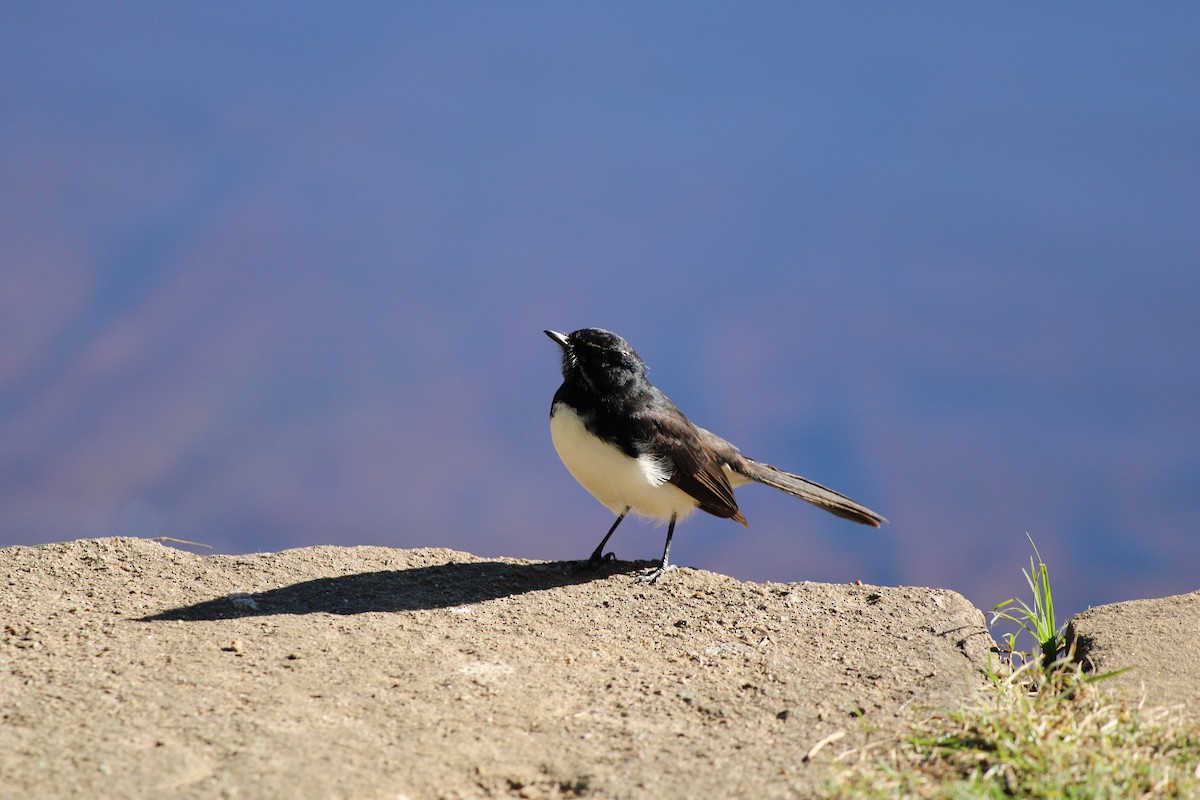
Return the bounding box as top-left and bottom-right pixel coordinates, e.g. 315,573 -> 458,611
0,537 -> 1194,798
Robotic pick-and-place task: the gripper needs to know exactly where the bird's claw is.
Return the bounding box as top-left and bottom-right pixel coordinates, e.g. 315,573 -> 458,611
636,563 -> 676,584
587,550 -> 617,566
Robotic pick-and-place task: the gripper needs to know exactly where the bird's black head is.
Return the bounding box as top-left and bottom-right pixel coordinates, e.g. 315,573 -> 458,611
544,328 -> 648,393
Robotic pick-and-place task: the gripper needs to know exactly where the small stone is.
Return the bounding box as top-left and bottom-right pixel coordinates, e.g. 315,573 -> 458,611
227,593 -> 259,612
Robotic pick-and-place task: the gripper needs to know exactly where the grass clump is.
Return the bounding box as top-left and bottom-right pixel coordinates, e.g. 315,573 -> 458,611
820,536 -> 1200,799
825,661 -> 1200,798
991,533 -> 1065,671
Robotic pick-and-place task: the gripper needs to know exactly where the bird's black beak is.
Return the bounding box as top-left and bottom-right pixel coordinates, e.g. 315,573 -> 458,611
544,329 -> 569,350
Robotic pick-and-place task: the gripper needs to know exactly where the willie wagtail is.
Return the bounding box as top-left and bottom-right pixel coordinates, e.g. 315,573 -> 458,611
545,327 -> 886,583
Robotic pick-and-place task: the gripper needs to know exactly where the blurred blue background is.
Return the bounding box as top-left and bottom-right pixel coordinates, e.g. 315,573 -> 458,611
3,4 -> 1197,623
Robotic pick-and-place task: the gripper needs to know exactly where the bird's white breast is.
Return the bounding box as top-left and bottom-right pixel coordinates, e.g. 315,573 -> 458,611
549,402 -> 699,522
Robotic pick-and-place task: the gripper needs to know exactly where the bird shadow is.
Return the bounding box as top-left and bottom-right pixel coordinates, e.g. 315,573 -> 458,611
138,557 -> 641,622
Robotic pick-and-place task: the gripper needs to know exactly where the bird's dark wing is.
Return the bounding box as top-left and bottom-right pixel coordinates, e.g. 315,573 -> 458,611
633,392 -> 747,525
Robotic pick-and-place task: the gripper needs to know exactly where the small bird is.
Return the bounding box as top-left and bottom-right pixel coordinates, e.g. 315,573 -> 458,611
545,327 -> 886,583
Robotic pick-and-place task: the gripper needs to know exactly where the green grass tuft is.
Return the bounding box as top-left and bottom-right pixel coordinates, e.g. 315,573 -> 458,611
818,534 -> 1200,798
991,533 -> 1064,671
824,662 -> 1200,798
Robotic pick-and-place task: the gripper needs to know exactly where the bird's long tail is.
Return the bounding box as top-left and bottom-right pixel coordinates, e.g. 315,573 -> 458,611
737,459 -> 887,527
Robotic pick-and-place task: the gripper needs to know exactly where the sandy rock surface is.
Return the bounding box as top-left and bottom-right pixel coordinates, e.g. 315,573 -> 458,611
1066,589 -> 1200,723
1,537 -> 997,798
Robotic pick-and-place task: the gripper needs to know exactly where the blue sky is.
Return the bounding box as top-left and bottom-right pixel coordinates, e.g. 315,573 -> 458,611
2,4 -> 1197,622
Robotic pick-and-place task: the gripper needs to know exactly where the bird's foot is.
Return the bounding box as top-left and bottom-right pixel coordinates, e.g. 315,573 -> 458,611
636,563 -> 676,584
587,550 -> 618,566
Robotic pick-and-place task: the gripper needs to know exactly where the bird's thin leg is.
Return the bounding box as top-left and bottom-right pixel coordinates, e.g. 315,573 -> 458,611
637,514 -> 678,584
588,508 -> 628,564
